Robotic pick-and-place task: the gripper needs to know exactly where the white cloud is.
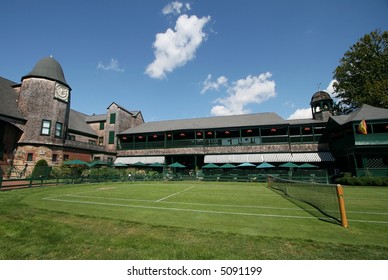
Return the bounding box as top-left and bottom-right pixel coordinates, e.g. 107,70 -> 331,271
326,79 -> 343,102
162,1 -> 191,15
210,72 -> 276,116
145,14 -> 211,79
201,74 -> 228,94
287,108 -> 312,120
97,59 -> 125,72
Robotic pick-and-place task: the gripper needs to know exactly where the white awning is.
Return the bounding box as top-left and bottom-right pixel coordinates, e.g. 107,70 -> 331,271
114,156 -> 165,165
204,152 -> 335,163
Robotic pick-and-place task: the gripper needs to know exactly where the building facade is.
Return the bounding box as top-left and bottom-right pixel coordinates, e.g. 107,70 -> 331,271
0,57 -> 143,177
1,57 -> 388,178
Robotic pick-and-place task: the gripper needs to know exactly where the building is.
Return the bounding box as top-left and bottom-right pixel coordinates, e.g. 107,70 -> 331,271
115,93 -> 388,177
1,57 -> 388,178
0,57 -> 143,177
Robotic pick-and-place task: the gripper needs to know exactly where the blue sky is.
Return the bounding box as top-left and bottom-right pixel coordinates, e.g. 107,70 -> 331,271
2,0 -> 387,121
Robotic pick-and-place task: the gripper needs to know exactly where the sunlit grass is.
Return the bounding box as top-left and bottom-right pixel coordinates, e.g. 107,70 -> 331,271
0,181 -> 387,259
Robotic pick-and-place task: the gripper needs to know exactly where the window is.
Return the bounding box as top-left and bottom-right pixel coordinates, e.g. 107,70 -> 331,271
55,122 -> 63,137
99,121 -> 105,130
108,131 -> 115,144
110,113 -> 116,124
41,120 -> 51,135
98,137 -> 104,146
63,154 -> 69,161
52,154 -> 58,162
27,153 -> 33,161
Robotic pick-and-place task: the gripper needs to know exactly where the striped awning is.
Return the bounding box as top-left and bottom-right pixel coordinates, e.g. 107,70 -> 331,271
114,156 -> 165,165
204,152 -> 335,163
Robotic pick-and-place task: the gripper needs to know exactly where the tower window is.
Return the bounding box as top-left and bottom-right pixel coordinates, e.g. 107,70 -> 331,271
55,122 -> 63,137
41,120 -> 51,135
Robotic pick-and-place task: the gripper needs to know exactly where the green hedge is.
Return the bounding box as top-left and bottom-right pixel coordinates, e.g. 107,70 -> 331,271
335,176 -> 388,186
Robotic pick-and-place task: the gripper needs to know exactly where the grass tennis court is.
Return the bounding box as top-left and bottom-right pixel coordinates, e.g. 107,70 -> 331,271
1,181 -> 388,259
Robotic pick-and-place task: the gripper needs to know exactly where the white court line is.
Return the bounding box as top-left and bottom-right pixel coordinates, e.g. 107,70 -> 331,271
56,194 -> 305,211
41,196 -> 388,224
42,196 -> 316,220
42,194 -> 388,216
155,186 -> 196,202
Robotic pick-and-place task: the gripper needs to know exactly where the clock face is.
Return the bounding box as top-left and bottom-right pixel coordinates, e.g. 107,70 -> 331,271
55,83 -> 69,102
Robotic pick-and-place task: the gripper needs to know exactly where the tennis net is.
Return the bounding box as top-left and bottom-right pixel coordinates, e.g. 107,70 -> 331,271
267,175 -> 348,227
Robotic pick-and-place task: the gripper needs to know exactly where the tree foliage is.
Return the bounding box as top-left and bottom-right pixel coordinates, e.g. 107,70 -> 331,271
31,159 -> 51,178
333,29 -> 388,112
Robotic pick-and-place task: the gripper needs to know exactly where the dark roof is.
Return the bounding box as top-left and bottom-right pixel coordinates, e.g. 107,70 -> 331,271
310,91 -> 332,105
69,109 -> 98,137
0,76 -> 26,121
108,102 -> 141,116
85,114 -> 106,123
330,104 -> 388,125
22,57 -> 69,87
119,112 -> 288,135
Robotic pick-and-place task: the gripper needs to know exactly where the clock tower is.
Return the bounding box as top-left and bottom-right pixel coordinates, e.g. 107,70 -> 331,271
17,56 -> 71,145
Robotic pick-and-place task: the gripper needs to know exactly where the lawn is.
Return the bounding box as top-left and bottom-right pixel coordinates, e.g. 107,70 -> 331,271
0,181 -> 387,259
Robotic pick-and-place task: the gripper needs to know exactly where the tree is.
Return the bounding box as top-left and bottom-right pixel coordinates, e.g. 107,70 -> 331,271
333,29 -> 388,113
31,159 -> 51,178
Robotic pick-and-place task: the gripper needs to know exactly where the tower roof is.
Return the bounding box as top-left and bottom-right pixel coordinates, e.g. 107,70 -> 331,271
22,56 -> 69,87
310,90 -> 332,105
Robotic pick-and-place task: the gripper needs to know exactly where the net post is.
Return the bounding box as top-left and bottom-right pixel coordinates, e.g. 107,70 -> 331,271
267,175 -> 271,188
336,184 -> 348,228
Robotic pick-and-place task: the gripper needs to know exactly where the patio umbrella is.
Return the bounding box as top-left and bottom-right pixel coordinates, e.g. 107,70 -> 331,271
131,161 -> 148,167
112,163 -> 128,167
202,163 -> 219,169
256,162 -> 275,168
88,160 -> 110,168
220,163 -> 237,168
238,162 -> 256,167
169,162 -> 186,168
279,162 -> 299,168
149,162 -> 165,167
63,159 -> 88,165
299,163 -> 319,168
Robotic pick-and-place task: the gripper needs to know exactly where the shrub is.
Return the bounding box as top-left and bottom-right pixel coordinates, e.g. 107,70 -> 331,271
335,176 -> 388,186
31,159 -> 51,179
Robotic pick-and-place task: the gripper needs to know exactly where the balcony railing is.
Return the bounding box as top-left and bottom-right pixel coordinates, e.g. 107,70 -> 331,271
65,140 -> 106,152
118,135 -> 321,150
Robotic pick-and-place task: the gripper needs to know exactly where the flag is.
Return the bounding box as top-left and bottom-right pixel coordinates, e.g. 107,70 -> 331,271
358,119 -> 367,135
